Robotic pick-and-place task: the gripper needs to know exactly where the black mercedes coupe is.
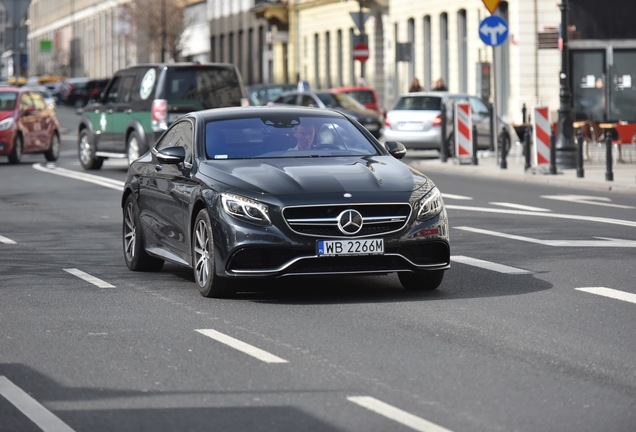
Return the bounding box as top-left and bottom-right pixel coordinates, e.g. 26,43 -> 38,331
122,106 -> 450,298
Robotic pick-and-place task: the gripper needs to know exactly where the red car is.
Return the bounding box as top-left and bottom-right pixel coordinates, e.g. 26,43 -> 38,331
330,86 -> 382,115
0,86 -> 61,164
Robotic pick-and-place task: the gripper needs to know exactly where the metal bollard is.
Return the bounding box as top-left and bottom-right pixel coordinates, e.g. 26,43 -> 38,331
576,128 -> 584,178
605,130 -> 614,181
472,124 -> 478,165
524,125 -> 531,171
440,102 -> 448,163
499,127 -> 508,169
549,129 -> 557,175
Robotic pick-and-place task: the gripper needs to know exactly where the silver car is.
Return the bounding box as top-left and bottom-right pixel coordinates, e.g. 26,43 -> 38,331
383,91 -> 514,155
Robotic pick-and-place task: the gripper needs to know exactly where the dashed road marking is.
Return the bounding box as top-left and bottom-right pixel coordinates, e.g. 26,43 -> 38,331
451,255 -> 532,274
64,268 -> 115,288
348,396 -> 453,432
195,329 -> 288,364
576,287 -> 636,304
0,234 -> 17,244
0,376 -> 76,432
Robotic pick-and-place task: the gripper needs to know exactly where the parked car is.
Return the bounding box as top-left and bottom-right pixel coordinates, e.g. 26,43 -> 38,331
247,83 -> 296,106
330,85 -> 382,115
60,77 -> 90,107
77,62 -> 249,170
23,85 -> 57,109
270,89 -> 384,138
382,91 -> 514,155
73,78 -> 110,109
122,105 -> 449,297
0,86 -> 61,164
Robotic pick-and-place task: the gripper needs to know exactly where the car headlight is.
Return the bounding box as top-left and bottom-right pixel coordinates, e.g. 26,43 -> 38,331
221,193 -> 271,225
415,187 -> 444,221
0,117 -> 15,131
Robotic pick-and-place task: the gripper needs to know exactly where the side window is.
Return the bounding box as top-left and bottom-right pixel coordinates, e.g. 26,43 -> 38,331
156,120 -> 193,163
470,97 -> 489,116
300,95 -> 316,106
31,92 -> 46,110
20,93 -> 33,111
279,94 -> 297,105
119,76 -> 135,103
104,76 -> 121,104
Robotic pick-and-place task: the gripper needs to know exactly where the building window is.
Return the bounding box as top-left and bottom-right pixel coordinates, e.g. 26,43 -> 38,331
458,9 -> 467,93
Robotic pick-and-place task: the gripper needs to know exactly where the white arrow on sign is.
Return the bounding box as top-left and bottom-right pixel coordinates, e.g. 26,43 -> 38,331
480,22 -> 507,45
455,226 -> 636,248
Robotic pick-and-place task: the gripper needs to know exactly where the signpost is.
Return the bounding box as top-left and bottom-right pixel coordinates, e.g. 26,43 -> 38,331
479,15 -> 509,47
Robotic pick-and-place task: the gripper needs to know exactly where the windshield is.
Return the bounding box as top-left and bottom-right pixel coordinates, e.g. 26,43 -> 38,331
205,114 -> 380,159
316,92 -> 366,111
0,93 -> 17,110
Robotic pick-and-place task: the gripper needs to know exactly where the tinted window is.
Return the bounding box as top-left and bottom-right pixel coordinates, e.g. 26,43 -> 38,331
394,96 -> 442,110
164,66 -> 245,109
0,92 -> 17,110
205,114 -> 378,159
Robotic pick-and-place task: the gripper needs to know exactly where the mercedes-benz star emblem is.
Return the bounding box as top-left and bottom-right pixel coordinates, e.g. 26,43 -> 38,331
337,209 -> 363,235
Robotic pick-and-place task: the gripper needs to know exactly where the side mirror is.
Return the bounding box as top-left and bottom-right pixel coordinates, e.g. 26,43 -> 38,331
385,141 -> 407,159
156,146 -> 186,165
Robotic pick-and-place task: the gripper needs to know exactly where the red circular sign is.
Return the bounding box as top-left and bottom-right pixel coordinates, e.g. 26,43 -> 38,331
353,43 -> 369,62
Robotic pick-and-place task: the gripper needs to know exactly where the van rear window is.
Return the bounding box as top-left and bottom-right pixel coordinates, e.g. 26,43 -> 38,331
164,67 -> 244,109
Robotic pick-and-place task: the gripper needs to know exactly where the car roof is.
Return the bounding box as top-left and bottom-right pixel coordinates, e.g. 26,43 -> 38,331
191,105 -> 349,120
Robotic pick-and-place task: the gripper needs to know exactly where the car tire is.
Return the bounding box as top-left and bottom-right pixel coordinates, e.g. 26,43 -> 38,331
8,134 -> 22,164
78,129 -> 104,170
127,131 -> 143,166
398,270 -> 444,291
45,133 -> 61,162
193,209 -> 234,298
122,195 -> 164,272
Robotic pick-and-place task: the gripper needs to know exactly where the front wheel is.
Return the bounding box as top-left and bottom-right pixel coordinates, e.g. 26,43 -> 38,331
8,134 -> 22,164
398,270 -> 444,291
123,195 -> 164,272
78,129 -> 104,170
193,209 -> 234,298
45,133 -> 61,162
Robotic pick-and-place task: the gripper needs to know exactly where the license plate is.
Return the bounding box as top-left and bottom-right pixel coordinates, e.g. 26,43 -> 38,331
317,239 -> 384,256
397,121 -> 423,131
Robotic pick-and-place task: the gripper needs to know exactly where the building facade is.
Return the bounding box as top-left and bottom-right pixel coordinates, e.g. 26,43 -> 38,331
25,0 -> 636,126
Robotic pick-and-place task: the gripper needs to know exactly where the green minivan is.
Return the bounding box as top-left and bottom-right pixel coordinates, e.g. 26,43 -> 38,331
77,62 -> 248,170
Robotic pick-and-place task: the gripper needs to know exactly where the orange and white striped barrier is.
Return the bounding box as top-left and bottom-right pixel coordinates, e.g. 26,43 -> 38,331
533,106 -> 551,167
454,102 -> 472,160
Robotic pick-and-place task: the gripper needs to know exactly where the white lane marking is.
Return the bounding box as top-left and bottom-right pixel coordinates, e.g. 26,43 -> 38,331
455,226 -> 636,248
64,268 -> 115,288
0,376 -> 76,432
542,194 -> 635,209
348,396 -> 453,432
576,287 -> 636,304
195,329 -> 288,364
441,193 -> 472,200
451,255 -> 532,274
0,234 -> 17,244
446,205 -> 636,228
32,163 -> 124,191
490,202 -> 551,212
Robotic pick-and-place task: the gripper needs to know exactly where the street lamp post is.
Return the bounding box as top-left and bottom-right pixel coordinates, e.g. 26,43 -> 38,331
555,0 -> 576,169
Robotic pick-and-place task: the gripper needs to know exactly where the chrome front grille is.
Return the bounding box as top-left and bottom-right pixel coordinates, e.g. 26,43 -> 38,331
283,203 -> 412,238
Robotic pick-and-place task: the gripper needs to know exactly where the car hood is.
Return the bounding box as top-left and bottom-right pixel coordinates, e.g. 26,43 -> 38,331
198,155 -> 432,201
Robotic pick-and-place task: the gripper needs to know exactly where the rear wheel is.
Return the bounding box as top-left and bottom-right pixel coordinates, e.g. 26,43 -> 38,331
8,135 -> 22,164
123,195 -> 164,272
44,133 -> 61,162
127,131 -> 143,165
193,209 -> 234,298
78,129 -> 104,170
398,270 -> 444,291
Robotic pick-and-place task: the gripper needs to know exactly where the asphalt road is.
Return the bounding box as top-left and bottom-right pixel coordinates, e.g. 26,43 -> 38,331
0,106 -> 635,432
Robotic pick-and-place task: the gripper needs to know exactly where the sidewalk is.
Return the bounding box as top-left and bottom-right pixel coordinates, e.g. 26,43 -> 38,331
409,141 -> 636,195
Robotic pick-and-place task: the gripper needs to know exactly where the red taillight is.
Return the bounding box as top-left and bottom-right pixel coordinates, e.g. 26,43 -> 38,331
152,99 -> 167,122
384,113 -> 390,128
432,113 -> 442,127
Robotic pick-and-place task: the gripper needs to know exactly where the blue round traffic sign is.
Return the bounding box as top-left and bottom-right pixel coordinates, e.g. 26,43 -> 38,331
479,15 -> 508,47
